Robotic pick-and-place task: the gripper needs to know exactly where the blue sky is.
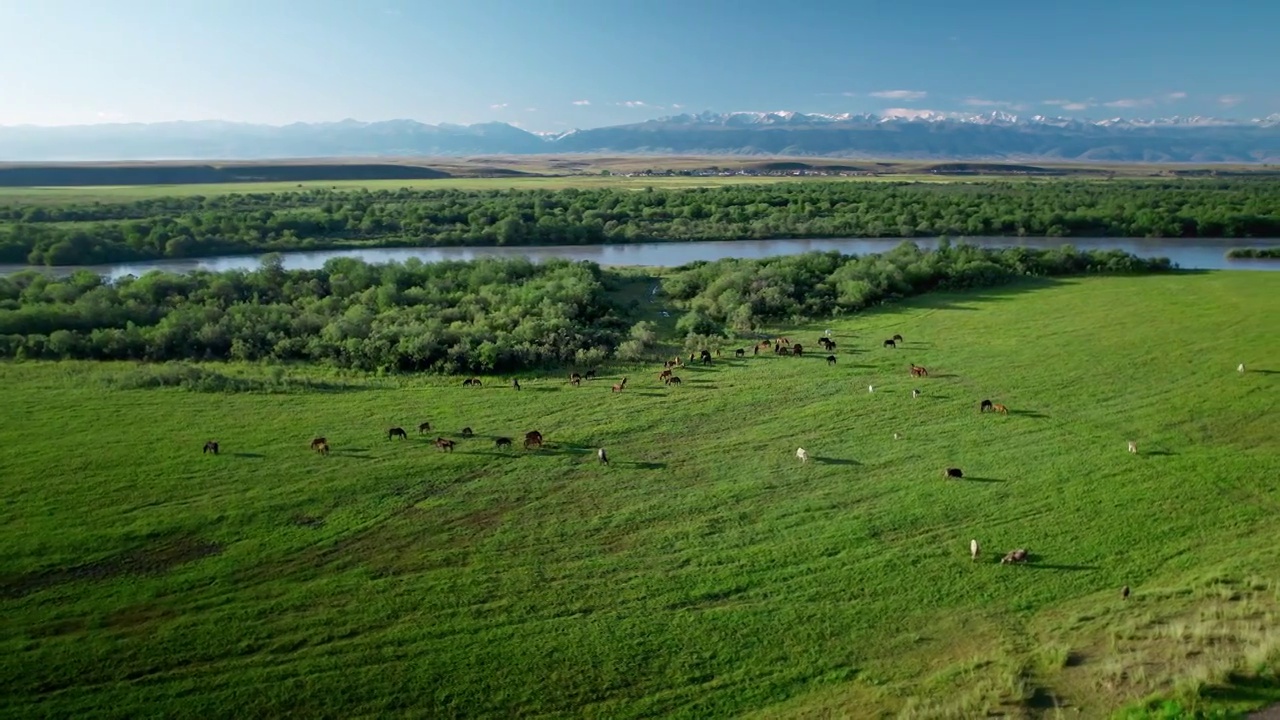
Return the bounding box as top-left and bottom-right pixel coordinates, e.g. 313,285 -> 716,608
0,0 -> 1276,128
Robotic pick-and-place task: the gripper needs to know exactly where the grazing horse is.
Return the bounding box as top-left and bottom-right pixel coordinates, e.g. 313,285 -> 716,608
796,448 -> 809,463
1122,585 -> 1131,600
659,369 -> 673,382
524,430 -> 544,449
310,437 -> 328,452
912,389 -> 920,399
434,438 -> 455,452
779,337 -> 790,346
868,385 -> 875,393
598,448 -> 609,465
826,355 -> 837,366
203,441 -> 219,455
388,427 -> 408,440
980,399 -> 994,413
612,377 -> 628,393
1128,440 -> 1138,454
992,403 -> 1009,415
792,343 -> 803,356
495,437 -> 513,449
970,539 -> 980,562
464,377 -> 482,387
818,337 -> 832,349
569,373 -> 582,386
910,364 -> 928,377
418,422 -> 431,434
1001,549 -> 1029,565
1238,363 -> 1246,373
735,348 -> 745,358
461,427 -> 474,437
883,339 -> 896,348
665,375 -> 682,385
758,340 -> 772,349
585,369 -> 597,380
944,467 -> 964,479
512,378 -> 521,391
892,334 -> 904,343
700,349 -> 713,365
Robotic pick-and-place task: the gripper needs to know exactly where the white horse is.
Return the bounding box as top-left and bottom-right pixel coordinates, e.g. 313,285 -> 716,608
970,539 -> 980,561
868,384 -> 875,393
796,448 -> 809,463
1238,363 -> 1246,373
912,389 -> 920,398
1127,440 -> 1138,454
597,448 -> 609,465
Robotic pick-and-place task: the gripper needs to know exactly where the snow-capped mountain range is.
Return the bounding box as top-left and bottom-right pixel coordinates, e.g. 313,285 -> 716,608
2,111 -> 1278,162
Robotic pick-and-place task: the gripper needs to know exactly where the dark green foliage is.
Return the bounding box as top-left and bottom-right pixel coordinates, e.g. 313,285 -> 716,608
0,256 -> 628,374
1224,247 -> 1280,259
2,179 -> 1279,265
0,245 -> 1172,371
661,241 -> 1174,332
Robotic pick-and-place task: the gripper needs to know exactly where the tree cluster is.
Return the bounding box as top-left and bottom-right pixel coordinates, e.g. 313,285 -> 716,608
2,180 -> 1277,265
660,241 -> 1174,334
0,256 -> 638,374
0,244 -> 1173,372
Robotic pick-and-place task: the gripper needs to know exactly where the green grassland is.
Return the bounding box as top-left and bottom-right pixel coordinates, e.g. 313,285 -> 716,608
0,173 -> 1015,205
2,272 -> 1279,718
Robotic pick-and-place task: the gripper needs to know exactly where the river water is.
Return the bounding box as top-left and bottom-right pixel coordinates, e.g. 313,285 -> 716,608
2,237 -> 1279,279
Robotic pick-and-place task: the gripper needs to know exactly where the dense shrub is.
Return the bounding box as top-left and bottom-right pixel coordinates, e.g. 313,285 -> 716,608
2,179 -> 1278,265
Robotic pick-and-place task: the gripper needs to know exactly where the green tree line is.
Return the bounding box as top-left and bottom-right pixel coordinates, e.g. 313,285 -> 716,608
0,244 -> 1171,372
2,180 -> 1277,266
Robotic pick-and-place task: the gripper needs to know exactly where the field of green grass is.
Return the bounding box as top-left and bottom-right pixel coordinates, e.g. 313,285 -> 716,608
0,173 -> 992,205
2,272 -> 1279,718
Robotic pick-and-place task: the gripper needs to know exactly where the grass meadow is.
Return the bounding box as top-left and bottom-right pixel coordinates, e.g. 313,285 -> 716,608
0,173 -> 992,205
2,272 -> 1278,718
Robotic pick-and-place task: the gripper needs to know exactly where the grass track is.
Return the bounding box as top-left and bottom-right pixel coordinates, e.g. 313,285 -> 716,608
1,272 -> 1278,718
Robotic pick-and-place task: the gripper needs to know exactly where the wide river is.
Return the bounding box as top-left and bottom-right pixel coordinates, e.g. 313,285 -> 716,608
3,237 -> 1279,279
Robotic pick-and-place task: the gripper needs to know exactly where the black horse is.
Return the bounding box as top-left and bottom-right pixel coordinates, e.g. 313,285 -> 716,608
202,441 -> 219,455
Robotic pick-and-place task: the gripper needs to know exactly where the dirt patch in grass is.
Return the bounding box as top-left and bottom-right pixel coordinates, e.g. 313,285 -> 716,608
0,536 -> 223,600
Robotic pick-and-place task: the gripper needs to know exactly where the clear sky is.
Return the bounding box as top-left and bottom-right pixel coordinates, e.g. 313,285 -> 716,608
0,0 -> 1276,128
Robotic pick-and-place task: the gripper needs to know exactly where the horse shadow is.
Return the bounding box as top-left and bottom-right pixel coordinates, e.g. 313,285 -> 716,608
1142,449 -> 1177,457
633,391 -> 666,397
1008,409 -> 1049,419
929,373 -> 959,379
962,476 -> 1004,483
1013,553 -> 1097,571
231,452 -> 265,459
1250,369 -> 1280,375
617,461 -> 666,470
813,456 -> 860,466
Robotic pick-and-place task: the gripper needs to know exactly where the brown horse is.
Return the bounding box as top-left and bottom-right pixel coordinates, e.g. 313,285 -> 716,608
758,340 -> 772,349
658,369 -> 673,382
1001,549 -> 1029,565
203,441 -> 219,455
883,339 -> 896,348
910,364 -> 928,377
512,378 -> 521,391
569,373 -> 582,386
388,427 -> 407,440
310,438 -> 330,456
826,355 -> 837,366
495,437 -> 513,449
735,348 -> 745,358
461,427 -> 474,437
665,375 -> 682,385
434,438 -> 455,452
992,403 -> 1009,414
893,334 -> 904,343
524,430 -> 544,449
792,343 -> 803,356
612,377 -> 628,393
417,422 -> 431,434
462,377 -> 482,387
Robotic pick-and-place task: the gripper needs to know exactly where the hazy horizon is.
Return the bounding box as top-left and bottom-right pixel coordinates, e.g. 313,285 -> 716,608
1,0 -> 1277,132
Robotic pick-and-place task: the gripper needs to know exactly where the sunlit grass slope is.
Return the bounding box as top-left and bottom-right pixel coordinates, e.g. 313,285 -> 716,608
1,272 -> 1277,718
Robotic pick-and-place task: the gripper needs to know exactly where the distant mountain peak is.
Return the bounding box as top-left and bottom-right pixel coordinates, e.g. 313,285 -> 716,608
0,111 -> 1276,162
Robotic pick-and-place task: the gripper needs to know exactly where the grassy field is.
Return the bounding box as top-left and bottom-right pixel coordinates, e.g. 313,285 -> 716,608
2,272 -> 1279,718
0,173 -> 1016,205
